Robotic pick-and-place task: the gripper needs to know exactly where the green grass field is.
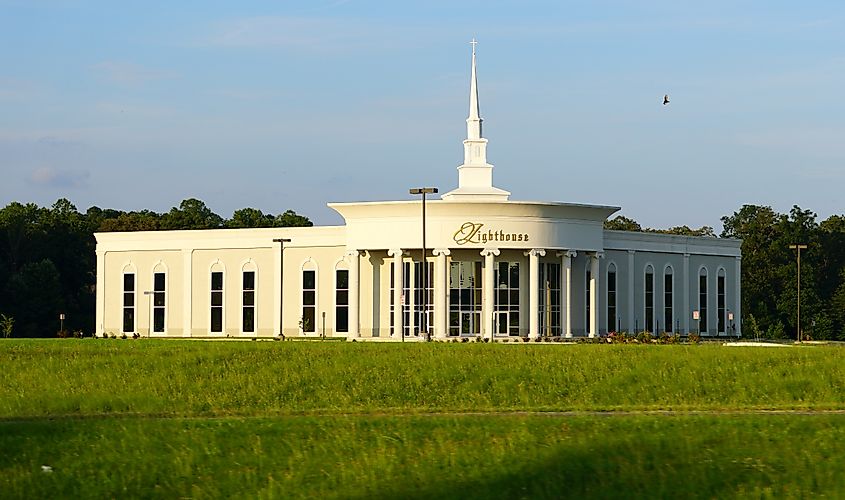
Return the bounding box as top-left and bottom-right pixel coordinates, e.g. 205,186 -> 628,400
3,340 -> 845,498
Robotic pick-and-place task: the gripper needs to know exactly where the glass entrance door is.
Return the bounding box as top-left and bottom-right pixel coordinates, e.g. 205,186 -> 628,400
496,311 -> 509,335
449,261 -> 482,337
460,311 -> 478,336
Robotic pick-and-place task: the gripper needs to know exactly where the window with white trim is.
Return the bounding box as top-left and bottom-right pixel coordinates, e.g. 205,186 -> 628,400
336,269 -> 349,333
302,269 -> 316,333
211,271 -> 224,333
606,263 -> 617,333
718,269 -> 726,334
539,262 -> 560,337
664,267 -> 674,334
699,268 -> 708,334
645,265 -> 655,333
153,272 -> 165,333
242,270 -> 256,333
122,273 -> 135,333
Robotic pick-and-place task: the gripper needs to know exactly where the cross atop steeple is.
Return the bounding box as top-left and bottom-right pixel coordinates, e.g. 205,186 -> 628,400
470,37 -> 478,54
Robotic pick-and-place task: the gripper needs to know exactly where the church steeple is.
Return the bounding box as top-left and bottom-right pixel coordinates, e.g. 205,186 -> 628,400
467,38 -> 482,140
442,39 -> 510,202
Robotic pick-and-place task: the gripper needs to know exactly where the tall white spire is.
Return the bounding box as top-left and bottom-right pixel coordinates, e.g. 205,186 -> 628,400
442,39 -> 510,202
467,38 -> 481,140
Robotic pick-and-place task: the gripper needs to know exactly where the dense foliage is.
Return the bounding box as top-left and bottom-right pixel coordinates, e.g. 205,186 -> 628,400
0,198 -> 311,337
606,205 -> 845,340
1,198 -> 843,338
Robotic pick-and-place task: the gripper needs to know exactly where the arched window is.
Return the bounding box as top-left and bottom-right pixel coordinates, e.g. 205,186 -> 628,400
717,268 -> 726,334
698,267 -> 708,335
152,262 -> 167,334
335,260 -> 349,334
241,261 -> 258,334
210,261 -> 225,334
606,262 -> 617,332
122,264 -> 136,333
301,260 -> 317,333
664,265 -> 674,334
644,264 -> 655,333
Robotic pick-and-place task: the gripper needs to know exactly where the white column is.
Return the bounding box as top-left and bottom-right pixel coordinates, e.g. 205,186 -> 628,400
735,256 -> 742,337
627,250 -> 635,333
389,249 -> 403,338
527,249 -> 546,339
481,249 -> 500,339
433,249 -> 450,339
589,252 -> 601,338
562,250 -> 575,337
95,250 -> 105,338
346,250 -> 360,339
683,253 -> 690,335
183,249 -> 193,337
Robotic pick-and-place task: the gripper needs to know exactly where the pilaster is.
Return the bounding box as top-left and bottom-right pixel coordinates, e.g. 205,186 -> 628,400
433,249 -> 451,339
560,250 -> 576,337
346,250 -> 361,339
526,249 -> 546,339
480,248 -> 500,339
589,252 -> 602,338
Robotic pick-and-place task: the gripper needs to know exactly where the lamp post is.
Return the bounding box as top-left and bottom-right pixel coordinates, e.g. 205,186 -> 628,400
143,291 -> 154,337
273,238 -> 292,338
409,187 -> 438,341
789,244 -> 808,343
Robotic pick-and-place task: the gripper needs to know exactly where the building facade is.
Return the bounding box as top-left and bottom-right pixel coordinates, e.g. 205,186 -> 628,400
95,44 -> 741,340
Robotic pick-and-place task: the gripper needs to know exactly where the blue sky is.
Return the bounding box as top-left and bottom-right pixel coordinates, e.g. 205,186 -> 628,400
2,1 -> 844,229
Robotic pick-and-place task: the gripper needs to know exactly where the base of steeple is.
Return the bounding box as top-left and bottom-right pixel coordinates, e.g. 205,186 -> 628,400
442,164 -> 510,201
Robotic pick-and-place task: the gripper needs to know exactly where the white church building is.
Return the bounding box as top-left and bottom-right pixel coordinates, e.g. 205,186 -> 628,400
95,44 -> 742,341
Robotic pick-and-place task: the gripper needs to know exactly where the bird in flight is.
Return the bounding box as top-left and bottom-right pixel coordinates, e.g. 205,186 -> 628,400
663,94 -> 670,105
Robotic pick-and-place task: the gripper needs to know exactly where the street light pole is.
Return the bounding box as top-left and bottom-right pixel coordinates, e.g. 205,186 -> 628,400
789,244 -> 808,343
409,187 -> 438,341
143,291 -> 154,337
273,238 -> 292,339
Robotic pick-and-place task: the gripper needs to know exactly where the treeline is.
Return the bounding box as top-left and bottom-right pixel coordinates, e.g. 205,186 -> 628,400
0,198 -> 312,337
2,199 -> 843,340
606,205 -> 845,340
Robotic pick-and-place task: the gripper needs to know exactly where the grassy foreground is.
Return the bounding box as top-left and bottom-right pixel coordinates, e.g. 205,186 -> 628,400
3,414 -> 845,499
3,340 -> 845,417
4,340 -> 845,498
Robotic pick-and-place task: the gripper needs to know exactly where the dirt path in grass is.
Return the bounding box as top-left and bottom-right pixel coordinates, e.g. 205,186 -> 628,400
5,408 -> 845,423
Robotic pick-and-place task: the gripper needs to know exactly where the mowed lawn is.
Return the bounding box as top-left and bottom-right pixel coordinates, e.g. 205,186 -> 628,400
3,340 -> 845,498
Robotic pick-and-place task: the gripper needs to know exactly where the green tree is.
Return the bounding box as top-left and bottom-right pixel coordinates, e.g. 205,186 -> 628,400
652,225 -> 716,237
226,208 -> 276,228
4,259 -> 64,337
160,199 -> 223,230
604,215 -> 641,231
98,211 -> 161,232
275,209 -> 312,227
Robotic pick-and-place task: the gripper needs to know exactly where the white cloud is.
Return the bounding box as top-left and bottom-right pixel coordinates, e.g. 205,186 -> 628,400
29,166 -> 90,188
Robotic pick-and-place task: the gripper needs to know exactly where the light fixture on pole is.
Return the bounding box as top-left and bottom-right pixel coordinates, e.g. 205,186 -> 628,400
789,244 -> 808,343
273,238 -> 292,339
143,291 -> 154,337
409,187 -> 438,342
